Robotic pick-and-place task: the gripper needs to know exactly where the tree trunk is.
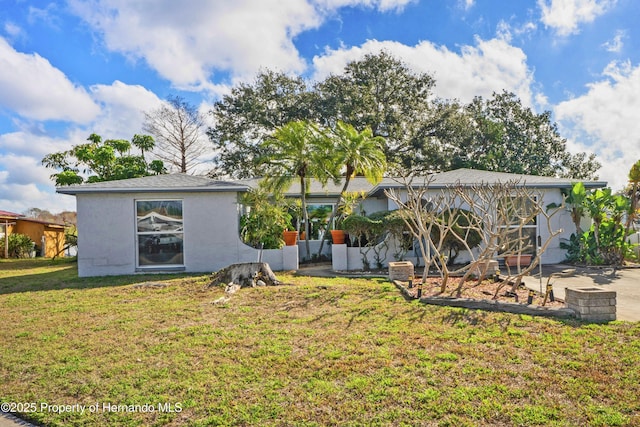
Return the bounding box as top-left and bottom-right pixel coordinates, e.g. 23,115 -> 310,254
207,262 -> 282,288
317,173 -> 352,257
301,175 -> 311,260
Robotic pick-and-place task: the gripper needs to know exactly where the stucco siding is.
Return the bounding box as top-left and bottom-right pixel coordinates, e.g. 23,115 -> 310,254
74,191 -> 294,277
337,187 -> 575,270
76,194 -> 137,276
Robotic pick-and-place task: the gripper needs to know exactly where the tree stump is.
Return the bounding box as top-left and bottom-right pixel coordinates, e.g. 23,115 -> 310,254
208,262 -> 283,289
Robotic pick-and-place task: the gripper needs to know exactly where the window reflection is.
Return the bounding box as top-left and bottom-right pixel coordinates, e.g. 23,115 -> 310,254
136,200 -> 184,266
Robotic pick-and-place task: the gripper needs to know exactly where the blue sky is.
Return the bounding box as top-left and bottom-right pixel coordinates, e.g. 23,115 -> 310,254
1,0 -> 639,214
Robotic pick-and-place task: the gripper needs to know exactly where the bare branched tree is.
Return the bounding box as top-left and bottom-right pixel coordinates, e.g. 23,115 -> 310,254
386,179 -> 564,298
143,96 -> 207,173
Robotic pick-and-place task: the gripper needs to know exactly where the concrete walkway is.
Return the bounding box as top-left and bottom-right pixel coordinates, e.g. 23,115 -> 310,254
521,264 -> 640,322
0,412 -> 36,427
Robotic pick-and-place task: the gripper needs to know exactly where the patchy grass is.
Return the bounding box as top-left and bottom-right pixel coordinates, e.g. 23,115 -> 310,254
0,259 -> 639,426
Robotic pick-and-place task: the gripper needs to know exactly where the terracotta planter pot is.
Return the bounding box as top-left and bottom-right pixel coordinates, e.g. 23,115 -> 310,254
282,230 -> 298,246
330,229 -> 346,244
504,254 -> 532,267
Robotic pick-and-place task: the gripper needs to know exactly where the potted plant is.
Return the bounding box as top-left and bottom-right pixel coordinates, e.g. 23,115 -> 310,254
330,229 -> 346,244
329,191 -> 365,246
282,230 -> 298,246
504,253 -> 533,267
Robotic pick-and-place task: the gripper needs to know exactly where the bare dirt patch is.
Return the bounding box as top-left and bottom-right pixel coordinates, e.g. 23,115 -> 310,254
397,276 -> 565,308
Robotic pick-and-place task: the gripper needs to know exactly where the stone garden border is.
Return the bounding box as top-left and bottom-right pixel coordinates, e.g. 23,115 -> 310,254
392,280 -> 576,319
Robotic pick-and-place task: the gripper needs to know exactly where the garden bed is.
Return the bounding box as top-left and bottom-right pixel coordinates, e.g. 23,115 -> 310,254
394,276 -> 575,318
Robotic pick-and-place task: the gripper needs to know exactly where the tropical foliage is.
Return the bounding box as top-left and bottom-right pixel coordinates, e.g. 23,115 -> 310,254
0,233 -> 34,258
260,120 -> 337,258
316,121 -> 387,256
42,133 -> 166,185
562,178 -> 638,266
239,186 -> 294,250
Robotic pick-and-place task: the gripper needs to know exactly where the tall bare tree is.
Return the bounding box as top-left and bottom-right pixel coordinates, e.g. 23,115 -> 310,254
143,96 -> 207,173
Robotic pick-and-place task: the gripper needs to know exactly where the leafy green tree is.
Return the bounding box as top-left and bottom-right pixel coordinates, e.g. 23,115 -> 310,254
579,188 -> 632,265
239,185 -> 293,250
566,182 -> 588,236
314,51 -> 438,172
454,91 -> 600,179
624,159 -> 640,240
260,120 -> 338,259
132,134 -> 155,163
208,71 -> 317,178
42,134 -> 166,185
207,52 -> 600,180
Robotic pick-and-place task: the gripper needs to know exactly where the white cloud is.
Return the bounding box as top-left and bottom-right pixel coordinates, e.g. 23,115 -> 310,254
3,21 -> 23,38
312,37 -> 535,106
555,60 -> 640,190
68,0 -> 322,90
0,37 -> 100,122
459,0 -> 475,11
602,29 -> 626,53
538,0 -> 616,36
316,0 -> 416,13
0,150 -> 76,213
67,0 -> 419,91
0,80 -> 163,214
89,81 -> 163,138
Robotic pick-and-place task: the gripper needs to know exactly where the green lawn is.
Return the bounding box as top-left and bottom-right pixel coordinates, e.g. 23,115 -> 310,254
1,258 -> 639,426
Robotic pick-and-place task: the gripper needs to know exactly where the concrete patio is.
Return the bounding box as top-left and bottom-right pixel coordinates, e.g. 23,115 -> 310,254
521,264 -> 640,322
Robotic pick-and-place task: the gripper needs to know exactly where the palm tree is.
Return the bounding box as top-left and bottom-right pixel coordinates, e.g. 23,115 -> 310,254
132,134 -> 156,163
261,120 -> 337,259
317,121 -> 387,256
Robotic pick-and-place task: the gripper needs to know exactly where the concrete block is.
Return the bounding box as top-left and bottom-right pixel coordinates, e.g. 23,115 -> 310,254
565,287 -> 616,321
388,261 -> 414,281
282,245 -> 299,271
332,244 -> 348,271
587,305 -> 616,315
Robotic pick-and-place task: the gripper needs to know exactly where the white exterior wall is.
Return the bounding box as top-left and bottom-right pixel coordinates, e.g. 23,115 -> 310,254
332,186 -> 575,270
76,191 -> 295,277
76,193 -> 137,277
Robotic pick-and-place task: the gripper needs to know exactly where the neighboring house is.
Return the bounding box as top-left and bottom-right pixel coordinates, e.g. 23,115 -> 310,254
57,169 -> 606,277
0,210 -> 67,258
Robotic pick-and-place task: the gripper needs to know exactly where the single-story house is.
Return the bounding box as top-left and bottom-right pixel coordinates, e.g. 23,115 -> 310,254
1,210 -> 67,258
57,169 -> 607,277
56,174 -> 298,277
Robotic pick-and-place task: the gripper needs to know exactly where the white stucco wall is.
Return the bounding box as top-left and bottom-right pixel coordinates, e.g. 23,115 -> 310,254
75,191 -> 294,277
332,186 -> 575,270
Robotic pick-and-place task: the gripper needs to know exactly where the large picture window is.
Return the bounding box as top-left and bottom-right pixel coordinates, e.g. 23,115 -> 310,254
136,200 -> 184,267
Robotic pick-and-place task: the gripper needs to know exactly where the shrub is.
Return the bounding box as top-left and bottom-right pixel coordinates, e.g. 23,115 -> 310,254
0,233 -> 35,258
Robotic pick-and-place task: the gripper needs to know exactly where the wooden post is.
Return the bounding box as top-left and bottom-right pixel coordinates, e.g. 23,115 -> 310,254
4,220 -> 8,259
